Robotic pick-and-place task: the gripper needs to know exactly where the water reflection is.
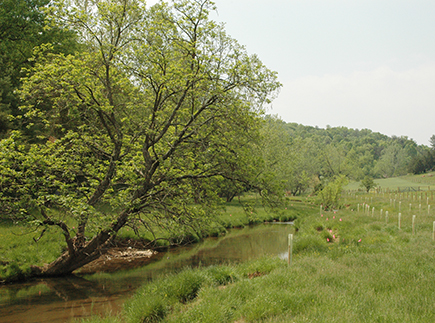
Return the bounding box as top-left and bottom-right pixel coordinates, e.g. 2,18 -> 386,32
0,223 -> 293,323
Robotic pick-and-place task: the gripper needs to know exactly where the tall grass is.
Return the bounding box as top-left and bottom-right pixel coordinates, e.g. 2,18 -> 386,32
81,191 -> 435,322
0,219 -> 67,281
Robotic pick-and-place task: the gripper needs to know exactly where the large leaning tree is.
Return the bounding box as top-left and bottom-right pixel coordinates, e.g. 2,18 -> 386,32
0,0 -> 280,277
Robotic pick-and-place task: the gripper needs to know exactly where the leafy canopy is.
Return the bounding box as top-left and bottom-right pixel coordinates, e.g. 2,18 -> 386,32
0,0 -> 281,275
0,0 -> 78,137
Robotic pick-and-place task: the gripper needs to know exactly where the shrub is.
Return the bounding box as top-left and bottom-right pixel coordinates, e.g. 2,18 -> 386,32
317,175 -> 348,210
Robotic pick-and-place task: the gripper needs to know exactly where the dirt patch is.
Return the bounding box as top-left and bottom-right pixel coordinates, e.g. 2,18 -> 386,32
75,247 -> 158,275
247,271 -> 265,279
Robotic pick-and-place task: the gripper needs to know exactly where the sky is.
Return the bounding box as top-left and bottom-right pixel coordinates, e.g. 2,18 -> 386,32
148,0 -> 435,146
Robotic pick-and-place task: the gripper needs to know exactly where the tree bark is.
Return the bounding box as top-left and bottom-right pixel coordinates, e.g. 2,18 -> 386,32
32,210 -> 131,277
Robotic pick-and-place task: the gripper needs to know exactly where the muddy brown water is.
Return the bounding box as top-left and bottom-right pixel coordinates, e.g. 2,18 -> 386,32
0,223 -> 293,323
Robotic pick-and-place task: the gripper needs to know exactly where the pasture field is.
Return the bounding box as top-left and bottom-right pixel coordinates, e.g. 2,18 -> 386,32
346,171 -> 435,191
81,190 -> 435,323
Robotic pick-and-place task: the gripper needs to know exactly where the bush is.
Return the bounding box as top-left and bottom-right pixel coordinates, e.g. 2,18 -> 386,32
317,175 -> 348,210
360,176 -> 377,193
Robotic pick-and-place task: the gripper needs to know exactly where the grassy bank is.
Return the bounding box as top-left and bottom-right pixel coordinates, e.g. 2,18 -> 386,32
81,191 -> 435,322
0,194 -> 299,282
0,219 -> 67,280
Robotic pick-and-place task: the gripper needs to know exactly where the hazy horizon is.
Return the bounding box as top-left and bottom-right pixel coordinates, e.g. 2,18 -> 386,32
147,0 -> 435,146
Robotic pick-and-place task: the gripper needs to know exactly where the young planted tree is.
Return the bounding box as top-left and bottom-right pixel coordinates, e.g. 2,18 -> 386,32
317,175 -> 348,210
360,176 -> 376,193
0,0 -> 280,278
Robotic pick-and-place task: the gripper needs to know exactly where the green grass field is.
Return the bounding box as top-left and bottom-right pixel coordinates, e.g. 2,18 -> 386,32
3,175 -> 435,322
346,171 -> 435,191
80,190 -> 435,323
0,219 -> 67,280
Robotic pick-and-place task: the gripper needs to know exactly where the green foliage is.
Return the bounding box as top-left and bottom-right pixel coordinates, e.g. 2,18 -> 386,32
0,0 -> 281,275
0,0 -> 428,279
79,316 -> 123,323
408,146 -> 435,174
374,142 -> 411,177
0,0 -> 79,137
0,194 -> 301,281
259,117 -> 425,197
235,256 -> 285,278
316,175 -> 348,210
294,234 -> 326,254
205,266 -> 238,285
261,117 -> 318,196
360,176 -> 377,192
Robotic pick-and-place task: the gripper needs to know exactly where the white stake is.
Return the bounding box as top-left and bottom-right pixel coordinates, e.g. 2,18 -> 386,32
412,215 -> 416,235
398,213 -> 401,230
288,234 -> 293,266
386,211 -> 389,224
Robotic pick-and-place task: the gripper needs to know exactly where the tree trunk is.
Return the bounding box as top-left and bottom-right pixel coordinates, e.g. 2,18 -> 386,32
32,210 -> 130,277
31,233 -> 112,276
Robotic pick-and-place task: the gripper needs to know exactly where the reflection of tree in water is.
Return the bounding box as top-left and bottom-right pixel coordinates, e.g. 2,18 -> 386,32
42,275 -> 114,301
1,224 -> 294,323
0,275 -> 129,323
0,275 -> 114,307
181,225 -> 293,266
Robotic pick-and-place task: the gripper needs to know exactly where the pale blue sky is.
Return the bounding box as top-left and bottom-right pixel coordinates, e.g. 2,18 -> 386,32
149,1 -> 435,145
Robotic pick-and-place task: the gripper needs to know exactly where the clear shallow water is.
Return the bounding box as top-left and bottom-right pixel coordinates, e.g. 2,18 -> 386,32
0,223 -> 293,323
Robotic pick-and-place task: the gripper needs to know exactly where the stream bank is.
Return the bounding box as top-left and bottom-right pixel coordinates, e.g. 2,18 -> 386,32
0,223 -> 294,323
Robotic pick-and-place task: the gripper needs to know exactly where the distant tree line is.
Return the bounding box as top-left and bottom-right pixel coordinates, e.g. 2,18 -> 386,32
407,135 -> 435,174
261,116 -> 430,195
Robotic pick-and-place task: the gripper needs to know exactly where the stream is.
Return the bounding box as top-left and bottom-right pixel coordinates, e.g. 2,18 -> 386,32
0,223 -> 293,323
